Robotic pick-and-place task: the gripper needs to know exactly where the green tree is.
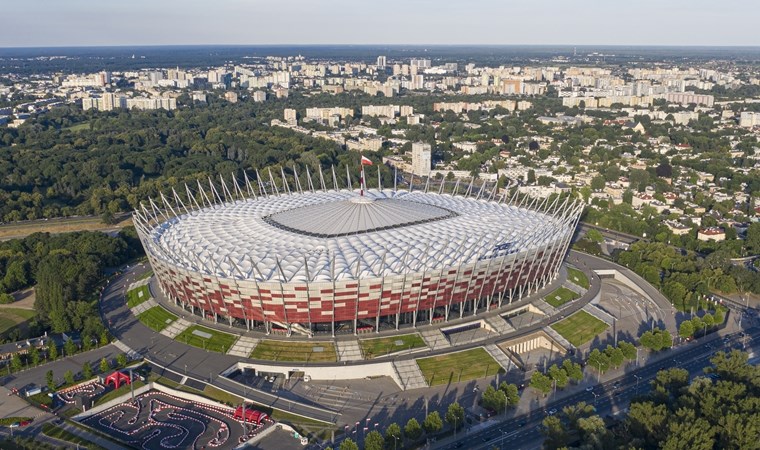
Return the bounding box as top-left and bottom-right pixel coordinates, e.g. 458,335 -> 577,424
363,430 -> 384,450
445,402 -> 465,430
422,411 -> 443,434
28,345 -> 40,367
338,438 -> 358,450
587,348 -> 611,374
63,338 -> 76,357
46,369 -> 55,391
604,345 -> 625,369
548,364 -> 569,389
404,418 -> 422,441
745,222 -> 760,253
10,352 -> 22,373
481,385 -> 507,412
384,422 -> 402,448
590,175 -> 606,191
47,342 -> 58,361
100,330 -> 110,347
82,361 -> 93,379
116,353 -> 128,368
99,357 -> 110,373
562,359 -> 584,382
64,370 -> 75,385
541,415 -> 569,449
499,382 -> 520,407
618,341 -> 637,360
586,229 -> 604,243
530,371 -> 553,396
679,320 -> 695,338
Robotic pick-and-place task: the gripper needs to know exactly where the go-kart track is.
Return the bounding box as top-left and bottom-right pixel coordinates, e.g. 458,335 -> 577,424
79,390 -> 271,450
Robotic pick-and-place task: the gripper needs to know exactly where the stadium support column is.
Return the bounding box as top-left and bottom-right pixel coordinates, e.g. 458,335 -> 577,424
353,258 -> 361,335
251,259 -> 269,335
376,251 -> 388,333
274,257 -> 291,337
396,248 -> 412,330
413,243 -> 430,328
303,255 -> 314,337
331,256 -> 337,338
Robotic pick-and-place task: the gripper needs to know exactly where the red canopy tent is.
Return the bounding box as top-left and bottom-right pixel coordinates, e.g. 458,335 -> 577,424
104,371 -> 131,389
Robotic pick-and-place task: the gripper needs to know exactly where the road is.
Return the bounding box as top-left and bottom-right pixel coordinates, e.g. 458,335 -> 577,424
435,326 -> 760,450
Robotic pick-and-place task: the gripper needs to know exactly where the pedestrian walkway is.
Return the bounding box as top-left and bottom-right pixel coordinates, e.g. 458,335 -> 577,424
484,343 -> 514,371
59,421 -> 129,450
542,326 -> 575,353
227,336 -> 260,358
484,315 -> 515,335
127,278 -> 151,291
582,303 -> 616,327
160,317 -> 192,339
532,299 -> 556,316
112,339 -> 141,360
420,329 -> 451,350
130,298 -> 157,315
392,359 -> 428,391
336,340 -> 363,362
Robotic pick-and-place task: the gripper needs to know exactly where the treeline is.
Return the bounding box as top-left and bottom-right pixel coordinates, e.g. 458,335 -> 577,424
541,350 -> 760,449
0,229 -> 142,340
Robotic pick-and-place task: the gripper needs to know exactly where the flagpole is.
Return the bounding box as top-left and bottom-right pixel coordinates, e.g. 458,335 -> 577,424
360,164 -> 365,197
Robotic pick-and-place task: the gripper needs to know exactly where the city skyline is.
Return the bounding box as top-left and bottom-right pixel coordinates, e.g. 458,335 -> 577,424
3,0 -> 760,48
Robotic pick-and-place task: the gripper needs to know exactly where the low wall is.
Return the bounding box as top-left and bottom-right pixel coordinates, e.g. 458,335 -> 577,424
231,359 -> 397,382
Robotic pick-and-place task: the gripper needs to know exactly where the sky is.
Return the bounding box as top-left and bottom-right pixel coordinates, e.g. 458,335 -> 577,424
2,0 -> 759,48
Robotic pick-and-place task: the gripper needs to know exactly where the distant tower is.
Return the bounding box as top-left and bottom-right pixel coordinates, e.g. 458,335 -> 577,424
377,55 -> 386,69
411,142 -> 432,176
573,47 -> 577,57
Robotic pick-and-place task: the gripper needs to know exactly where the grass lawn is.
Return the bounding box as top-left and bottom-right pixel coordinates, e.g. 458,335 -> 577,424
137,306 -> 177,332
126,285 -> 151,308
567,267 -> 590,289
175,325 -> 237,353
64,122 -> 90,132
94,380 -> 146,406
359,333 -> 427,359
551,311 -> 609,346
544,287 -> 580,308
0,308 -> 36,335
250,340 -> 337,362
416,347 -> 504,386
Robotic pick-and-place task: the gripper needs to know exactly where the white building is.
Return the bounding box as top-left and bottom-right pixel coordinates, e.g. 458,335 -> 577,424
411,142 -> 432,176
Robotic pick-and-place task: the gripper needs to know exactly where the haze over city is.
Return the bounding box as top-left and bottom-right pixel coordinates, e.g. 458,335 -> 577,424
3,0 -> 760,47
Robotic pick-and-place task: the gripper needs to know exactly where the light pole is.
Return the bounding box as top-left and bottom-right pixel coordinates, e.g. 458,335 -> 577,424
392,435 -> 399,450
634,374 -> 641,393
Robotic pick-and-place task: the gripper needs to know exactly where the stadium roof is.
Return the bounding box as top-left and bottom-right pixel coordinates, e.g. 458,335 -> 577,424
139,188 -> 577,283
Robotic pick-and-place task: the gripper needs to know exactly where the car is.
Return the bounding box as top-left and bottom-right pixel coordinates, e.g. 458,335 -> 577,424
586,386 -> 594,392
517,420 -> 527,428
19,420 -> 32,427
613,382 -> 620,389
547,408 -> 557,415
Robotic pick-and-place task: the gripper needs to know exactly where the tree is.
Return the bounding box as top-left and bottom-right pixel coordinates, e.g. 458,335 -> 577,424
445,402 -> 465,430
63,338 -> 76,357
656,163 -> 673,178
481,385 -> 507,412
116,353 -> 128,368
530,371 -> 553,396
64,370 -> 75,385
590,175 -> 606,191
605,345 -> 625,369
562,359 -> 584,382
47,342 -> 58,361
338,438 -> 358,450
499,382 -> 520,407
99,357 -> 110,373
100,330 -> 110,347
586,229 -> 604,243
422,411 -> 442,434
404,418 -> 422,441
46,369 -> 56,391
541,415 -> 569,449
529,140 -> 540,151
679,320 -> 695,339
618,341 -> 637,360
28,345 -> 40,367
385,422 -> 402,448
82,361 -> 93,379
363,430 -> 384,450
10,352 -> 22,373
588,348 -> 611,374
0,292 -> 15,304
745,222 -> 760,253
548,364 -> 569,389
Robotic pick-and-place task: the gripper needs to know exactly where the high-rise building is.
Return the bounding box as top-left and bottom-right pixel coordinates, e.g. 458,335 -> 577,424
411,142 -> 431,176
284,108 -> 297,124
376,55 -> 386,68
410,58 -> 431,69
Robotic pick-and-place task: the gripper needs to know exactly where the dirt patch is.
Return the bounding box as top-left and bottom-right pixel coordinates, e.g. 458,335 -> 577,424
0,288 -> 36,310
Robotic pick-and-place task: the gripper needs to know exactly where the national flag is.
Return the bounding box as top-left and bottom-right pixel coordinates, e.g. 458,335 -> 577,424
361,156 -> 373,166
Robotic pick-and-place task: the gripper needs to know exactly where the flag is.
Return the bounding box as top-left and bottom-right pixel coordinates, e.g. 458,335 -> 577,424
361,156 -> 373,166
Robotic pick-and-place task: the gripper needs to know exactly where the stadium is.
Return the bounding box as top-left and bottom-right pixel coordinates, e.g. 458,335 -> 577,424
133,167 -> 583,337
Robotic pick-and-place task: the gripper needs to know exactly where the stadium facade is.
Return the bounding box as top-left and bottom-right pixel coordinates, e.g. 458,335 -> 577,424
133,168 -> 582,337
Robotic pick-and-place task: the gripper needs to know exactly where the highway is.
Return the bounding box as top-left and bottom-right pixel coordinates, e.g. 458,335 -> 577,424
434,326 -> 759,450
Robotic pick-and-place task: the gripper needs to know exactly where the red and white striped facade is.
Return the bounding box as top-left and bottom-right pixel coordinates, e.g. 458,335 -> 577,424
133,169 -> 582,336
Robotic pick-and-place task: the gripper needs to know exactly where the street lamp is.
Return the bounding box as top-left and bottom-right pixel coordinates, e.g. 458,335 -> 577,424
634,374 -> 642,392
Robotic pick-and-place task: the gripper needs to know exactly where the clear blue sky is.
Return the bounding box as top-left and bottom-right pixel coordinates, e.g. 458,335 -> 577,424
3,0 -> 758,47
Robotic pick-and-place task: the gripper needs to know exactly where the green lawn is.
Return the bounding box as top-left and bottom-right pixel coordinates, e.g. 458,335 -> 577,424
567,267 -> 590,289
0,308 -> 36,335
64,122 -> 91,132
250,340 -> 338,362
126,285 -> 151,308
416,347 -> 504,386
175,325 -> 237,353
359,333 -> 427,359
94,380 -> 146,406
137,306 -> 177,332
544,287 -> 580,308
551,311 -> 609,346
